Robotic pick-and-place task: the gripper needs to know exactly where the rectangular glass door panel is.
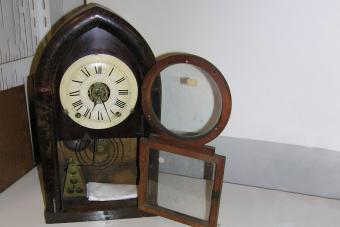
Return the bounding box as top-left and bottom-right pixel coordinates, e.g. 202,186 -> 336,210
148,150 -> 214,221
138,138 -> 225,227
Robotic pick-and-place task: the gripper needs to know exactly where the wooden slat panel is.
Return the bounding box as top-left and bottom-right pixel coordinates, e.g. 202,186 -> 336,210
0,56 -> 32,90
0,0 -> 50,65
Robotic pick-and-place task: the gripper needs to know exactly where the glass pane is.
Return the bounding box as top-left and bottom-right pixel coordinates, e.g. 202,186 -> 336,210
147,150 -> 215,221
151,63 -> 222,138
57,137 -> 138,208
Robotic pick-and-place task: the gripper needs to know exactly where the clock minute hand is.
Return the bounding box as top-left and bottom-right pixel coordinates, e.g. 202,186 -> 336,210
100,98 -> 111,122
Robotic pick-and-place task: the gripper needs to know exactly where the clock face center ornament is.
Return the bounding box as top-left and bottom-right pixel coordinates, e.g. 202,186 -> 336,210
88,82 -> 110,104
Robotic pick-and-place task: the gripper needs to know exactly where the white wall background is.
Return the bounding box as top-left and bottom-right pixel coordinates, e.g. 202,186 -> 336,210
83,0 -> 340,152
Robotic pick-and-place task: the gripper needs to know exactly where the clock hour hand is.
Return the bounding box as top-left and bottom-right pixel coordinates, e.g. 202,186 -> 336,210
91,102 -> 97,112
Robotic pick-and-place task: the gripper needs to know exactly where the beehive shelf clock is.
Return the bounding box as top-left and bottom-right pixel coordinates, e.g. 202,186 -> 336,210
32,4 -> 231,227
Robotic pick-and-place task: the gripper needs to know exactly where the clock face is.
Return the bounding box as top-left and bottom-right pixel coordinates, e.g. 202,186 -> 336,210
59,54 -> 138,129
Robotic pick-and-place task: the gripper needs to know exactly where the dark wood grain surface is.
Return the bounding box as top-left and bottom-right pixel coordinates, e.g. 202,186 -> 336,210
0,86 -> 34,192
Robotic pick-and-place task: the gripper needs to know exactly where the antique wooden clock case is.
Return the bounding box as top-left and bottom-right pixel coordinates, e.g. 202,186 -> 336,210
34,5 -> 159,223
33,4 -> 231,227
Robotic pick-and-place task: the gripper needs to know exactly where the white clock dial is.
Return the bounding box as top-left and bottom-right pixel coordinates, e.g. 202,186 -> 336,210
59,54 -> 138,129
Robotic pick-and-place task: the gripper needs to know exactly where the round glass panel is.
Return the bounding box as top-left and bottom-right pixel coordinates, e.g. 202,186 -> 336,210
151,63 -> 222,138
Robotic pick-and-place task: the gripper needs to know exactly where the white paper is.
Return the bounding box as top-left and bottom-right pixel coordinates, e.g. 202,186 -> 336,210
86,182 -> 137,201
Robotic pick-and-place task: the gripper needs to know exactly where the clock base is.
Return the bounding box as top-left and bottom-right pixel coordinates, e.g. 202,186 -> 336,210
44,201 -> 154,223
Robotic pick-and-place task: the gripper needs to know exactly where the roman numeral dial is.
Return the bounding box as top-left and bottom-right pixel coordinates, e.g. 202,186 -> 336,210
59,54 -> 138,129
84,108 -> 91,118
115,77 -> 125,84
95,64 -> 102,74
118,89 -> 128,95
81,67 -> 91,77
69,90 -> 80,96
115,99 -> 126,108
72,100 -> 83,108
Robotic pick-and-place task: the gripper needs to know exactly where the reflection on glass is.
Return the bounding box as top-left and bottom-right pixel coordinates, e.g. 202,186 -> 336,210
151,63 -> 222,138
147,150 -> 215,220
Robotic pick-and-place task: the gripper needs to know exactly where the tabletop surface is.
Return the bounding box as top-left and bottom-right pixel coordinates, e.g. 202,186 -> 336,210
1,167 -> 340,227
